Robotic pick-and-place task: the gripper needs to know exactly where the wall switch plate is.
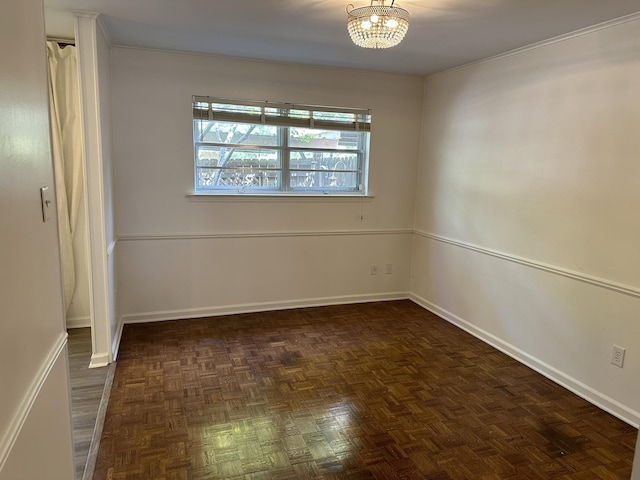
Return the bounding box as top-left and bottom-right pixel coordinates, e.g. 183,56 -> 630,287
611,345 -> 625,368
370,264 -> 378,275
385,263 -> 393,274
40,186 -> 52,222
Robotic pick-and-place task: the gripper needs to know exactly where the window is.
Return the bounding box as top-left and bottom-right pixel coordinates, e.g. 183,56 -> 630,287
193,96 -> 371,194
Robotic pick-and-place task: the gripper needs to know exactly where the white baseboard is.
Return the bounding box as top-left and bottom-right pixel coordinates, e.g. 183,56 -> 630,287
122,292 -> 410,325
67,316 -> 119,367
65,316 -> 91,329
408,293 -> 640,428
89,352 -> 109,369
111,317 -> 124,362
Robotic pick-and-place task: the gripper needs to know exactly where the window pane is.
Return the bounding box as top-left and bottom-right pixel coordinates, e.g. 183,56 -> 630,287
289,170 -> 358,190
197,167 -> 281,189
289,128 -> 361,150
194,120 -> 279,146
289,151 -> 359,171
289,150 -> 359,190
196,146 -> 281,169
193,97 -> 370,195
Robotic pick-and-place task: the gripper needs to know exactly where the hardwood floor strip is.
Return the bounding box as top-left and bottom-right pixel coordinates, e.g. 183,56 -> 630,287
67,328 -> 111,480
83,362 -> 116,480
92,301 -> 637,479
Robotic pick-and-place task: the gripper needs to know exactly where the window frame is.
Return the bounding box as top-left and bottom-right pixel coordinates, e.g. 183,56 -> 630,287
192,96 -> 371,195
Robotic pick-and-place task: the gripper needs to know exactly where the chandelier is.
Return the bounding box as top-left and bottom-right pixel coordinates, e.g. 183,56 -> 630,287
346,0 -> 410,49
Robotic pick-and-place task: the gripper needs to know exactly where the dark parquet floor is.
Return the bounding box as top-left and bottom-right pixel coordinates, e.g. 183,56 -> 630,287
93,301 -> 637,479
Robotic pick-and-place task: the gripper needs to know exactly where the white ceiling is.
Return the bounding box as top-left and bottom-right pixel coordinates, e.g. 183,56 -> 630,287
43,0 -> 640,75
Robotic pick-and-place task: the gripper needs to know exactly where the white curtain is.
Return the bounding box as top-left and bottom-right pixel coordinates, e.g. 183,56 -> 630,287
47,41 -> 84,313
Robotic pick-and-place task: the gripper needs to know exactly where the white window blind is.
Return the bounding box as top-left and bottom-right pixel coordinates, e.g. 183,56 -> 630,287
193,96 -> 371,133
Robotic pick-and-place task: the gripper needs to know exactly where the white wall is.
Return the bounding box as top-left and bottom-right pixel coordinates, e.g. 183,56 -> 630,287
111,48 -> 423,322
411,16 -> 640,425
1,352 -> 74,480
0,0 -> 74,477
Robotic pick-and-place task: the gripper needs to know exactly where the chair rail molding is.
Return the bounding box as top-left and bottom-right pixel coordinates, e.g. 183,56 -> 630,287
414,230 -> 640,299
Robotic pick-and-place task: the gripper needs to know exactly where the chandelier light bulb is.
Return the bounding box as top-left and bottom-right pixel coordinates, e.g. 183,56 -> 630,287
346,1 -> 410,49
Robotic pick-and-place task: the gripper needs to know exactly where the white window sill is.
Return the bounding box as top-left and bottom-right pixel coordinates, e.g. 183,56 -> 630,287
186,192 -> 375,203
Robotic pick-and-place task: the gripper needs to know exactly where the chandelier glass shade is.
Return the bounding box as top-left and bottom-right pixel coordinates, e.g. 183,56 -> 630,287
346,1 -> 410,49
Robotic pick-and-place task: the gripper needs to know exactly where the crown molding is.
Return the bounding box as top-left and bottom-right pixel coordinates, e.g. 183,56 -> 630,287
428,11 -> 640,79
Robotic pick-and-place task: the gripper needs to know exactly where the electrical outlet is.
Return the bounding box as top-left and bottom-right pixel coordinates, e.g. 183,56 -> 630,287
385,263 -> 393,274
370,264 -> 378,275
611,345 -> 625,368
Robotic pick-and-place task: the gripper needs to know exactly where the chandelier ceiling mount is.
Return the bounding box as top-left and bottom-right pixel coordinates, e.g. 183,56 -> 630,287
346,0 -> 410,49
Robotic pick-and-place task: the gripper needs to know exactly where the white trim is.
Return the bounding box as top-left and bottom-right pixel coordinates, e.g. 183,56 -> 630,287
89,352 -> 110,369
72,11 -> 113,47
75,13 -> 114,366
408,293 -> 640,428
118,228 -> 413,242
122,292 -> 409,324
0,333 -> 68,471
414,230 -> 640,299
72,11 -> 99,19
106,239 -> 116,257
95,14 -> 113,48
428,11 -> 640,79
186,193 -> 375,202
66,315 -> 91,329
111,317 -> 124,362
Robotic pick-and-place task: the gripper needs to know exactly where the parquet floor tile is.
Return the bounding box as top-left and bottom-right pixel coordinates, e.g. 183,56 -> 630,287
93,301 -> 637,479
